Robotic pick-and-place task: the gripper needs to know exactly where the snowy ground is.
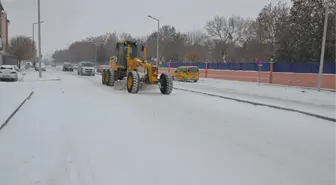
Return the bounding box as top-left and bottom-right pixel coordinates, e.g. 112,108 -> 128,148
0,68 -> 334,185
171,77 -> 336,119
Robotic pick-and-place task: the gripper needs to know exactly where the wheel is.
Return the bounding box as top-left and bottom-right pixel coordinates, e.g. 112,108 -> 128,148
127,71 -> 140,94
159,73 -> 173,95
107,69 -> 115,86
194,80 -> 198,82
101,70 -> 106,84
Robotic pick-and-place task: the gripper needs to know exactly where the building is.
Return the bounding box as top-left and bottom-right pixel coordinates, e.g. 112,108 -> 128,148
0,1 -> 11,65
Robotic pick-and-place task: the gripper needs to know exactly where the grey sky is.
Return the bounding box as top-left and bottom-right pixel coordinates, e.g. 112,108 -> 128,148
3,0 -> 286,57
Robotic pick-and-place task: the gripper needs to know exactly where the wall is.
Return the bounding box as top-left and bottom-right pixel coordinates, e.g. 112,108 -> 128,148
0,11 -> 8,53
162,62 -> 336,74
159,67 -> 336,90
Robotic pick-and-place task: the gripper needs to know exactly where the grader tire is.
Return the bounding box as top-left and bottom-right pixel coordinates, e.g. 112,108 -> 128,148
107,70 -> 115,86
159,73 -> 173,95
127,71 -> 140,94
101,70 -> 106,84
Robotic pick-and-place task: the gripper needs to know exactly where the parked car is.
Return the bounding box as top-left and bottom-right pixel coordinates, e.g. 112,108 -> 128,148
0,65 -> 19,81
77,61 -> 95,76
35,63 -> 46,71
62,62 -> 73,71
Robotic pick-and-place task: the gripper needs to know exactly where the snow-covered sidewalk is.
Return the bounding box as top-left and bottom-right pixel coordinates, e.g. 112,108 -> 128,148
0,69 -> 60,125
0,82 -> 33,125
173,78 -> 336,120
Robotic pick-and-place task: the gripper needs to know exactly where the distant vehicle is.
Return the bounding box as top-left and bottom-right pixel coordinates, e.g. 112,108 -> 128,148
77,61 -> 95,76
62,62 -> 73,71
35,63 -> 46,71
96,65 -> 109,73
25,62 -> 33,68
171,66 -> 199,82
73,64 -> 78,70
0,65 -> 19,81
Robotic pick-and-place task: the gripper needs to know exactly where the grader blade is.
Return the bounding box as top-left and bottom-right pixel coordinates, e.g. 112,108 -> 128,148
113,79 -> 127,90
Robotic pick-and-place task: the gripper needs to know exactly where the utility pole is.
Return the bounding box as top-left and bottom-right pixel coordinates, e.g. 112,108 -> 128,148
32,21 -> 43,66
317,0 -> 330,91
37,0 -> 42,78
148,15 -> 160,67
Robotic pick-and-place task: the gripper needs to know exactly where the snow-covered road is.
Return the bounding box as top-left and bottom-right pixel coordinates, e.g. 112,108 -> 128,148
0,69 -> 334,185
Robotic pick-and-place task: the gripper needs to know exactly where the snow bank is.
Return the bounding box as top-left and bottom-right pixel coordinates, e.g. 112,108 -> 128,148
22,69 -> 61,82
173,78 -> 336,119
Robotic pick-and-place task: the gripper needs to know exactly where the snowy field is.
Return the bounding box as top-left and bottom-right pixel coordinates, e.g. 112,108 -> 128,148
0,67 -> 334,185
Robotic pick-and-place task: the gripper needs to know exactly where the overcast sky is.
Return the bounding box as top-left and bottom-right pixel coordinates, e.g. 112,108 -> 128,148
2,0 -> 286,58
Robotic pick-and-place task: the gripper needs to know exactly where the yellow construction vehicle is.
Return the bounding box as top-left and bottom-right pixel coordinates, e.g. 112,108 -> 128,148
101,40 -> 173,94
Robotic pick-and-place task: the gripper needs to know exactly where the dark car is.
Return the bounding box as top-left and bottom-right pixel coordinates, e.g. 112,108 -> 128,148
63,62 -> 73,71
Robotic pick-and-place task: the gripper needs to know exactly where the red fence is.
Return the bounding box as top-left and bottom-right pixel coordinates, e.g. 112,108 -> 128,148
159,65 -> 336,90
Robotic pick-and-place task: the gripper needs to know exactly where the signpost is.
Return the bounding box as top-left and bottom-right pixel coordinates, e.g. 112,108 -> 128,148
257,59 -> 264,85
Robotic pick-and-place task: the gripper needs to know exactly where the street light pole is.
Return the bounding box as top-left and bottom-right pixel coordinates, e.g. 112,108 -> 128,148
37,0 -> 42,77
32,20 -> 44,66
317,0 -> 330,91
148,15 -> 160,67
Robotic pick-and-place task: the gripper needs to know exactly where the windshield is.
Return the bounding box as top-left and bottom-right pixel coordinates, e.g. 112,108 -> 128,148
82,63 -> 94,67
188,67 -> 199,73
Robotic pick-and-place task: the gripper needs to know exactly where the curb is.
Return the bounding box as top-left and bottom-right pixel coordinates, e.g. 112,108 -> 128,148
174,87 -> 336,123
0,91 -> 34,131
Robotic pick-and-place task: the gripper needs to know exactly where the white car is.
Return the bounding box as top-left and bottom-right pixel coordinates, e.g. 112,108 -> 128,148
35,63 -> 46,71
77,61 -> 95,76
0,65 -> 19,81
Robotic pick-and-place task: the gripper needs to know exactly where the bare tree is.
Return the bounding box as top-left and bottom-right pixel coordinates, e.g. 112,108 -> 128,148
52,49 -> 71,63
118,32 -> 134,41
205,16 -> 229,42
68,41 -> 96,62
256,1 -> 289,46
104,32 -> 118,57
8,36 -> 36,68
185,30 -> 208,46
227,15 -> 254,45
205,15 -> 254,45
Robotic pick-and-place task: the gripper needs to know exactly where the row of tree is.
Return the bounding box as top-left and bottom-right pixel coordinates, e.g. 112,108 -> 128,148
8,0 -> 336,66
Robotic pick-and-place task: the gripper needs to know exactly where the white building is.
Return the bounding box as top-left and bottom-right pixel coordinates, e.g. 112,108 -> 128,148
0,2 -> 9,65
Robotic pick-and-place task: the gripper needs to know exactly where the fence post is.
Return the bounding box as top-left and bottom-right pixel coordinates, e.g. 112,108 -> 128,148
269,62 -> 273,83
168,62 -> 170,73
205,62 -> 208,78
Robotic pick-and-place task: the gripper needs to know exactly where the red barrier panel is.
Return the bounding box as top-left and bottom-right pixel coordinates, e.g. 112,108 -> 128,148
159,67 -> 336,90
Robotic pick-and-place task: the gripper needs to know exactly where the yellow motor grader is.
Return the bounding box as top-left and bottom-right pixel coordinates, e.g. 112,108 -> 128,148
101,40 -> 173,95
